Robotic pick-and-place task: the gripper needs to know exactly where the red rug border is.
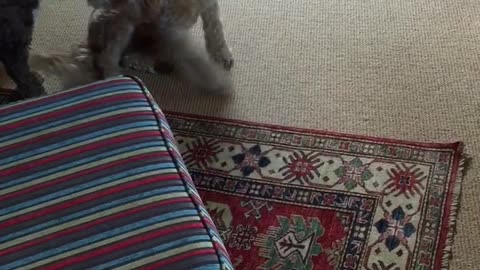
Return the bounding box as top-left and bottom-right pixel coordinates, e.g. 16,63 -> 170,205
164,111 -> 462,150
438,148 -> 464,270
164,111 -> 465,270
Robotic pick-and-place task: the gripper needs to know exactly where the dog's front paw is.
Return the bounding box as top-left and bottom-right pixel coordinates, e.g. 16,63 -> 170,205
211,46 -> 234,70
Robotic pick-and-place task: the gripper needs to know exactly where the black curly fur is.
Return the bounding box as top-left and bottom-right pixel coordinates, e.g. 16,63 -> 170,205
0,0 -> 44,99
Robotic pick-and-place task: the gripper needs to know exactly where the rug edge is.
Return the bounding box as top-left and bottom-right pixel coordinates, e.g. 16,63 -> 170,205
165,111 -> 467,269
439,144 -> 467,270
164,111 -> 462,150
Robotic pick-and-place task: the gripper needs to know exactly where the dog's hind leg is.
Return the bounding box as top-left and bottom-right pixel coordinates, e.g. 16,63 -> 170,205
1,49 -> 45,99
90,12 -> 134,79
201,0 -> 234,70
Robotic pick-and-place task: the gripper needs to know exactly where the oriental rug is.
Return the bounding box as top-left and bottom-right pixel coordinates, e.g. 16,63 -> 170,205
166,112 -> 465,270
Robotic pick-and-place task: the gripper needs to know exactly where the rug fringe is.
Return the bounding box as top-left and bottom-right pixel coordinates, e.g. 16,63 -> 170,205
441,143 -> 469,270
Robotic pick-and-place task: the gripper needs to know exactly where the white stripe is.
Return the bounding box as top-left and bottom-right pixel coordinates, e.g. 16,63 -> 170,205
23,215 -> 200,270
0,192 -> 190,251
0,146 -> 167,196
0,126 -> 159,170
113,242 -> 214,270
0,168 -> 178,222
0,89 -> 141,125
0,107 -> 153,148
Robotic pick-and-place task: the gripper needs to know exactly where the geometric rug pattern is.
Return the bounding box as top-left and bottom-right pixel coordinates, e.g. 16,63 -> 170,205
166,112 -> 465,270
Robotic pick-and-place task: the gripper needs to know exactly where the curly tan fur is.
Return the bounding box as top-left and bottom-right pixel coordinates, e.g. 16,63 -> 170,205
30,0 -> 233,94
87,0 -> 233,76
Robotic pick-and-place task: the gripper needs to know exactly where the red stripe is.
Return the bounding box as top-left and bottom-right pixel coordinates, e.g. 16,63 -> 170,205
161,129 -> 175,141
45,223 -> 205,269
0,164 -> 178,229
0,79 -> 136,114
0,111 -> 153,154
201,216 -> 216,229
213,241 -> 229,258
0,197 -> 191,257
0,152 -> 169,203
143,249 -> 217,270
198,217 -> 227,257
0,93 -> 146,131
0,131 -> 160,177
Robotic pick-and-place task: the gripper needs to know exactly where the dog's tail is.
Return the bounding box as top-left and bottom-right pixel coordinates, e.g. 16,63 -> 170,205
29,44 -> 97,89
167,30 -> 233,95
176,55 -> 233,95
29,53 -> 79,79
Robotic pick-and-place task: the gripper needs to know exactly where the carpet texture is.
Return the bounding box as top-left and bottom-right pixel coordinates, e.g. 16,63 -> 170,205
28,0 -> 480,268
167,112 -> 465,270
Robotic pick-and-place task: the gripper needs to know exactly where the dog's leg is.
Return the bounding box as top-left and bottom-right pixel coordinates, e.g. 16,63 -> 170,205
201,0 -> 234,70
92,14 -> 134,79
95,31 -> 134,78
1,49 -> 45,99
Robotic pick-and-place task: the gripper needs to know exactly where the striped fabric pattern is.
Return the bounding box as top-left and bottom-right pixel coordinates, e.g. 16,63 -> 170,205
0,76 -> 232,270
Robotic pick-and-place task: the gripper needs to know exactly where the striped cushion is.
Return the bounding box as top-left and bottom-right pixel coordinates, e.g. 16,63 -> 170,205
0,76 -> 232,270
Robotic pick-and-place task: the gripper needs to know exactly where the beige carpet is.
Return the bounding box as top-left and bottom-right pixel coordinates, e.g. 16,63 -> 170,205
32,0 -> 480,268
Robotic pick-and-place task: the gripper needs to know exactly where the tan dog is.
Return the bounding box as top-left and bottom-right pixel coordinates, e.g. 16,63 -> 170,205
87,0 -> 234,72
30,0 -> 234,94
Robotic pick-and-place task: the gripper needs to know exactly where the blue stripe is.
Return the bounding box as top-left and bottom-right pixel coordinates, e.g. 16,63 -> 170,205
0,84 -> 141,122
2,209 -> 200,270
0,164 -> 176,217
0,186 -> 188,243
220,256 -> 234,270
1,101 -> 150,141
0,141 -> 170,189
89,236 -> 212,270
0,121 -> 161,166
209,231 -> 224,247
0,77 -> 233,270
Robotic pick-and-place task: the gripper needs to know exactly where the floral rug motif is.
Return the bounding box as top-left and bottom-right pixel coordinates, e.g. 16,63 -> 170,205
166,113 -> 465,270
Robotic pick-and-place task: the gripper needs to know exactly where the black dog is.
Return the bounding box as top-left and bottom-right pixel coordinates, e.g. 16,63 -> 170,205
0,0 -> 44,99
